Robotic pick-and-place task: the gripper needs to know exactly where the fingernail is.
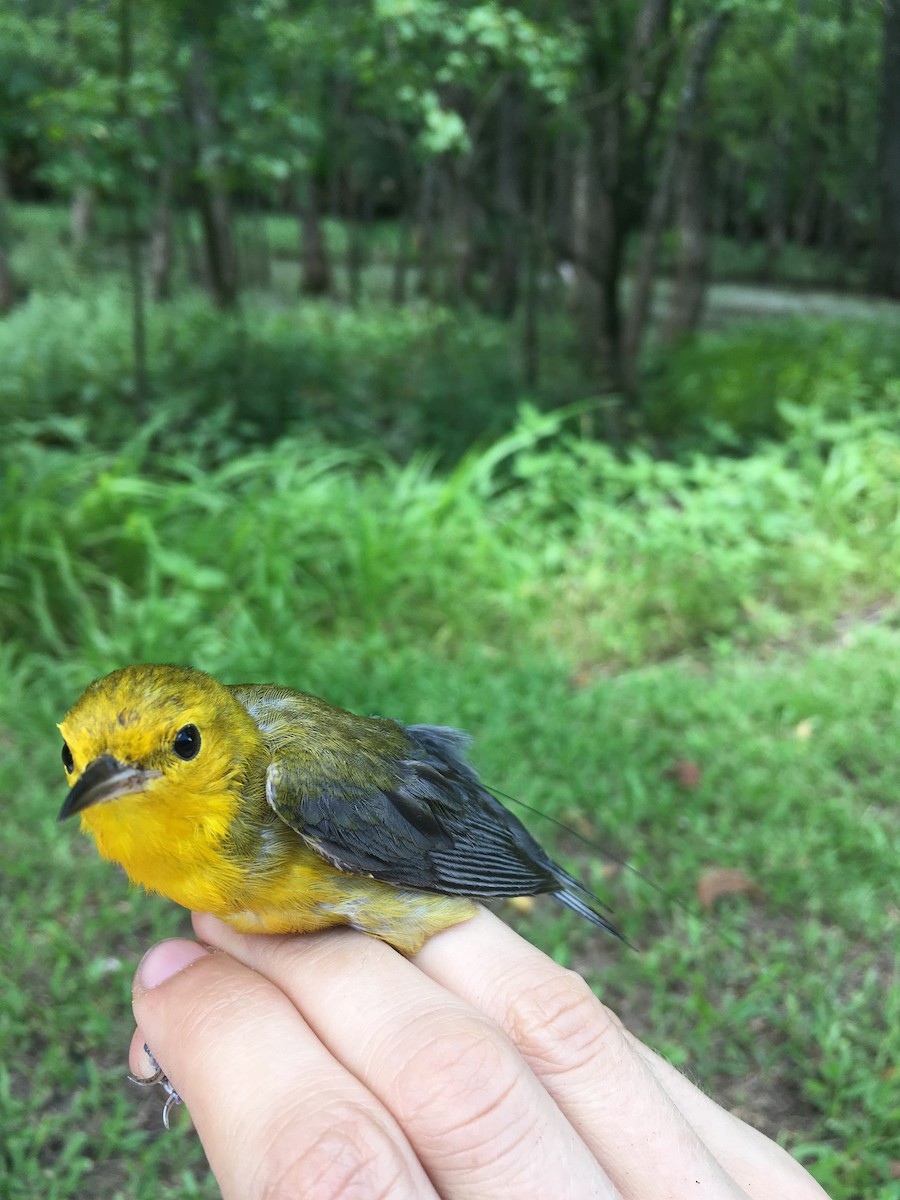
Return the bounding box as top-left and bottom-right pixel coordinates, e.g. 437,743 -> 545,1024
136,940 -> 208,992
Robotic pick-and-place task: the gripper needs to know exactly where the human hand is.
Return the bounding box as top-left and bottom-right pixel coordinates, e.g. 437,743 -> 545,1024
130,908 -> 830,1200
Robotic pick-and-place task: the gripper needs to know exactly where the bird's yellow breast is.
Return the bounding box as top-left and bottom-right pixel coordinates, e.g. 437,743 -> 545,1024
82,785 -> 475,955
81,789 -> 245,914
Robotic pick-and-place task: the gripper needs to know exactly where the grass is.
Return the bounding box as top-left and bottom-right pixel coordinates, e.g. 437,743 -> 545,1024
0,411 -> 898,1199
1,627 -> 898,1199
642,316 -> 900,447
2,403 -> 898,670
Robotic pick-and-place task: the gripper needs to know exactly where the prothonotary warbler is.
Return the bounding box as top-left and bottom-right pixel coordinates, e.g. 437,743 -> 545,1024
58,664 -> 623,954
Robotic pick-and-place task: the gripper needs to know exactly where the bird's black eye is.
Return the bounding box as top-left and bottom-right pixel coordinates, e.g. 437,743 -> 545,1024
61,742 -> 74,773
173,724 -> 201,761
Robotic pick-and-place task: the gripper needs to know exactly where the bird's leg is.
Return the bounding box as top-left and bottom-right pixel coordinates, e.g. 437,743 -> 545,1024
128,1043 -> 183,1129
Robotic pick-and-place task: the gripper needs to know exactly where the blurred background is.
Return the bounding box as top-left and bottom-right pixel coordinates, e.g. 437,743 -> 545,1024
0,1 -> 898,1197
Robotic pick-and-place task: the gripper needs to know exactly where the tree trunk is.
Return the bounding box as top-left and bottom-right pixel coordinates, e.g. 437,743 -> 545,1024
0,244 -> 14,314
344,175 -> 366,307
665,132 -> 712,338
523,129 -> 545,389
622,10 -> 732,380
550,132 -> 574,270
391,144 -> 415,306
416,162 -> 438,300
709,155 -> 727,238
149,161 -> 175,301
765,0 -> 810,276
297,179 -> 331,296
444,164 -> 475,304
627,0 -> 676,180
571,122 -> 624,393
391,215 -> 412,305
762,121 -> 789,276
186,38 -> 238,309
0,156 -> 21,313
567,0 -> 675,407
666,14 -> 733,340
831,0 -> 856,274
819,196 -> 846,260
620,132 -> 676,387
872,0 -> 900,295
791,175 -> 821,247
240,209 -> 271,288
570,133 -> 599,366
117,0 -> 148,421
70,182 -> 95,258
489,83 -> 521,318
180,209 -> 206,286
733,159 -> 752,248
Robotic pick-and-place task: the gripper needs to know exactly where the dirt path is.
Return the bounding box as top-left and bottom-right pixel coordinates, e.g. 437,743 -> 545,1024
641,276 -> 900,328
702,280 -> 900,325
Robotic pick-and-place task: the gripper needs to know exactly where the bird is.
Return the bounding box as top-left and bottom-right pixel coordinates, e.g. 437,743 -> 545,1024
58,664 -> 623,954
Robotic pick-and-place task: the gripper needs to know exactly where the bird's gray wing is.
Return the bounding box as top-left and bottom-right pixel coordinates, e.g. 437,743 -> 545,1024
265,722 -> 565,898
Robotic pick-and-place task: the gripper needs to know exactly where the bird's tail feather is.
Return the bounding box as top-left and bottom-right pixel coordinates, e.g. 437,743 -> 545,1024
552,886 -> 631,946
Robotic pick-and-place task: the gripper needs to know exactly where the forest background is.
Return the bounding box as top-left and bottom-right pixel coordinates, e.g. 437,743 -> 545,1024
0,1 -> 898,1198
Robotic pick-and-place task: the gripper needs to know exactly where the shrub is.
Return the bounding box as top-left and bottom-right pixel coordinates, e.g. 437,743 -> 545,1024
642,318 -> 900,448
3,405 -> 897,674
0,288 -> 523,462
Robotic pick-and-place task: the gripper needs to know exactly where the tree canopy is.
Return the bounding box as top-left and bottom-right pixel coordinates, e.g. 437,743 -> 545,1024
0,0 -> 895,413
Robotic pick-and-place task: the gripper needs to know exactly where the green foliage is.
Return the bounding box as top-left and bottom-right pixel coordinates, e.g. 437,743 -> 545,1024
2,1 -> 179,203
707,236 -> 869,287
0,286 -> 523,461
511,404 -> 899,663
707,0 -> 881,251
372,0 -> 582,155
2,403 -> 898,679
643,317 -> 900,447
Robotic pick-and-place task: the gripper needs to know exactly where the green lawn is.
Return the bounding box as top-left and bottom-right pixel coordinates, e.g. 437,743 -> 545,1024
1,621 -> 897,1199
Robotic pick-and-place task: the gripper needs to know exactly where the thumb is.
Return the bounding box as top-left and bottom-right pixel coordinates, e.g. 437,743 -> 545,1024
129,938 -> 213,1114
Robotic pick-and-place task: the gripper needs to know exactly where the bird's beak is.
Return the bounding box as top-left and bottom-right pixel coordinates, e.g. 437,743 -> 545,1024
58,755 -> 162,821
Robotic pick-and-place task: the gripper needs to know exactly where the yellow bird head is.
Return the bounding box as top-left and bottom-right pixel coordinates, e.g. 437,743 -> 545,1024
58,665 -> 263,900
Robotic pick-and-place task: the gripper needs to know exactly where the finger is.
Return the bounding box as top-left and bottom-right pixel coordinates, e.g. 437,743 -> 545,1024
193,913 -> 622,1200
131,938 -> 437,1200
623,1036 -> 830,1200
414,908 -> 748,1200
